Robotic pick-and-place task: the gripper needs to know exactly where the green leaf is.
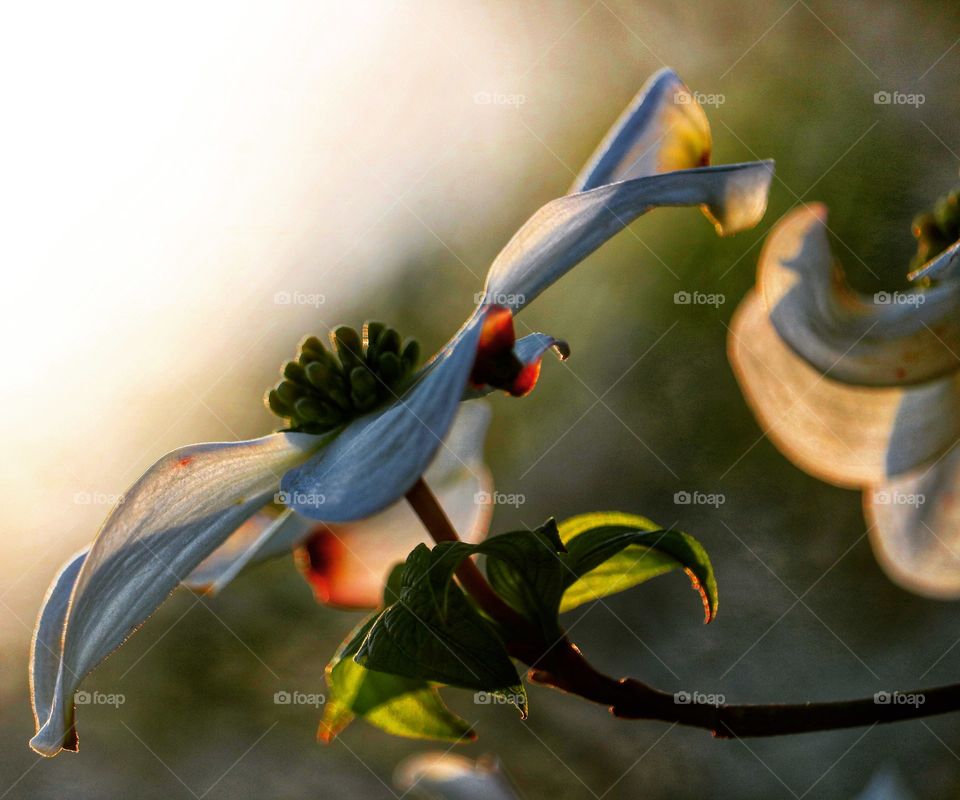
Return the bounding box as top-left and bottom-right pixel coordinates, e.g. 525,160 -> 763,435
320,615 -> 475,743
356,545 -> 527,715
483,519 -> 567,638
558,512 -> 719,621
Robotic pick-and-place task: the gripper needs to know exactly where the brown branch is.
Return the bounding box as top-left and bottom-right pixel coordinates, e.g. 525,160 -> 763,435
406,478 -> 960,738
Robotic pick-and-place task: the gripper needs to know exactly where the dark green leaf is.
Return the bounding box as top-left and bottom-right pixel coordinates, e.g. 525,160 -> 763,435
356,545 -> 527,714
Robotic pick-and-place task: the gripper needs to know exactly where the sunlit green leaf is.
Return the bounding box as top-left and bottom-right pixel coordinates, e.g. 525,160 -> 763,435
558,512 -> 718,621
320,615 -> 475,743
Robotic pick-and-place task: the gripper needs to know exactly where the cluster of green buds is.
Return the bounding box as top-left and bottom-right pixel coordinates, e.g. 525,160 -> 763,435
911,187 -> 960,273
267,322 -> 421,433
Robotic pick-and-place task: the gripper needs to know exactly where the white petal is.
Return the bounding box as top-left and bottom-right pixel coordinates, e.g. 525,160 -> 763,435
30,548 -> 88,752
280,311 -> 489,522
299,401 -> 493,608
571,68 -> 711,191
760,205 -> 960,386
866,444 -> 960,598
394,752 -> 518,800
30,432 -> 320,756
183,508 -> 313,594
482,161 -> 774,313
728,290 -> 960,487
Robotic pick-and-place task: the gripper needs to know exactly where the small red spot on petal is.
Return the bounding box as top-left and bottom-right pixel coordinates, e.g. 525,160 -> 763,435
177,455 -> 194,468
510,360 -> 543,397
295,527 -> 343,605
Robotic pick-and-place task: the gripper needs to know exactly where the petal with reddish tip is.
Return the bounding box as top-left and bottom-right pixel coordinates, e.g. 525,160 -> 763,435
728,290 -> 960,487
866,445 -> 960,598
482,161 -> 774,313
297,402 -> 493,609
760,205 -> 960,387
572,67 -> 712,192
29,432 -> 321,757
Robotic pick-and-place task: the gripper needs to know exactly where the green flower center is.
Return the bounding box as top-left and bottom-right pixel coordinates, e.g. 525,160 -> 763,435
267,322 -> 421,433
911,187 -> 959,273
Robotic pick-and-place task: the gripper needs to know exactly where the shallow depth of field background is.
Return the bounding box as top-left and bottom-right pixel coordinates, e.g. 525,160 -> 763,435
2,1 -> 959,797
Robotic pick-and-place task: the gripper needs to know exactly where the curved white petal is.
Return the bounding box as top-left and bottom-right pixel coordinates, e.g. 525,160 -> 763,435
394,753 -> 518,800
728,290 -> 960,487
761,205 -> 960,386
866,444 -> 960,598
30,432 -> 320,756
280,311 -> 491,522
482,161 -> 774,313
572,67 -> 711,191
30,548 -> 88,752
299,401 -> 494,608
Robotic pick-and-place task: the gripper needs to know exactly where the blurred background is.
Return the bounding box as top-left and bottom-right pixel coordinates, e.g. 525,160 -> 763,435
1,0 -> 958,797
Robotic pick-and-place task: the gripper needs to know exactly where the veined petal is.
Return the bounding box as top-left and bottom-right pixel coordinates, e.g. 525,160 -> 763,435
760,205 -> 960,386
30,432 -> 320,757
183,509 -> 313,594
298,401 -> 493,608
572,67 -> 711,192
482,161 -> 774,313
728,290 -> 960,487
866,445 -> 960,598
30,548 -> 88,752
281,310 -> 490,522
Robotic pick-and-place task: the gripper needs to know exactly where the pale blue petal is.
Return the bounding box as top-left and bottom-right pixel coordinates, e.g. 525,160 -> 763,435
482,161 -> 774,313
30,548 -> 88,751
30,432 -> 320,756
280,312 -> 487,522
